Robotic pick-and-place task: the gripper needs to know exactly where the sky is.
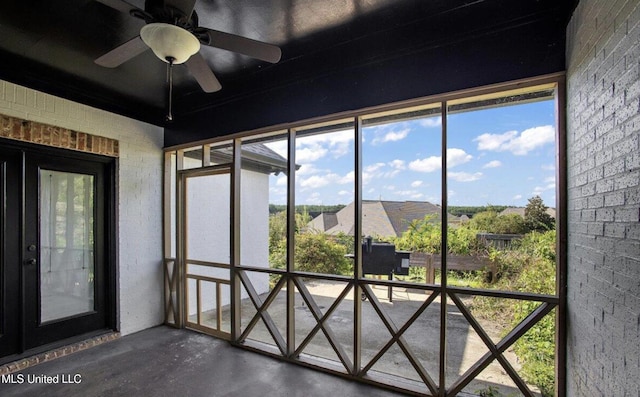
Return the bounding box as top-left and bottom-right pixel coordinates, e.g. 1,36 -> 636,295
266,99 -> 557,208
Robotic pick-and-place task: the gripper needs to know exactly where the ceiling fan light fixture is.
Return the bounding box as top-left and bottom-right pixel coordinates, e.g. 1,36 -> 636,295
140,23 -> 200,64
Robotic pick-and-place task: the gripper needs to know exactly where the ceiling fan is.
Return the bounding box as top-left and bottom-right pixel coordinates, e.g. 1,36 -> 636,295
94,0 -> 282,119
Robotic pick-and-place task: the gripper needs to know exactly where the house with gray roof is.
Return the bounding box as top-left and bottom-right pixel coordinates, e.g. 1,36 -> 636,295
307,200 -> 454,238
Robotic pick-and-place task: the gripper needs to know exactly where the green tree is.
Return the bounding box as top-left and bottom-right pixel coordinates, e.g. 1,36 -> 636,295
524,196 -> 555,232
269,211 -> 287,251
268,209 -> 313,251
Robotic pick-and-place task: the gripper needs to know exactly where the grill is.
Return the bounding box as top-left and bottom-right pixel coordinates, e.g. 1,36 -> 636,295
361,237 -> 411,302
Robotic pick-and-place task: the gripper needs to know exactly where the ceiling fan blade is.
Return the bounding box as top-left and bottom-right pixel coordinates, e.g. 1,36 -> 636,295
185,53 -> 222,93
95,36 -> 149,68
96,0 -> 141,14
165,0 -> 197,19
203,29 -> 282,63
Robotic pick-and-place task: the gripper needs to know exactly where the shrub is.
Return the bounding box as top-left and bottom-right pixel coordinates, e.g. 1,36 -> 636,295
294,233 -> 352,275
471,230 -> 557,396
270,232 -> 352,275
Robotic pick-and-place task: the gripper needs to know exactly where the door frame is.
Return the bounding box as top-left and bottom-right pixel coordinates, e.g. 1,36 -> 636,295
0,146 -> 22,358
176,165 -> 231,338
0,138 -> 117,361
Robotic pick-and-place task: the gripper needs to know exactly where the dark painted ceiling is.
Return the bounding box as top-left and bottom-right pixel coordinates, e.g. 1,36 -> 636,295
0,0 -> 577,141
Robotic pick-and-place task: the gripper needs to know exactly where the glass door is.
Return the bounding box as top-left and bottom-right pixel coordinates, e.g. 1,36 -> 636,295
23,153 -> 111,349
39,170 -> 95,323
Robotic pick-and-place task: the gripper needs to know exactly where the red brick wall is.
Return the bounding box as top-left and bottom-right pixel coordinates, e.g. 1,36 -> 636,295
0,114 -> 119,157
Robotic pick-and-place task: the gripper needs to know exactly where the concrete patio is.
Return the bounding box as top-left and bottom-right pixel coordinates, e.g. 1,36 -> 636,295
0,326 -> 407,397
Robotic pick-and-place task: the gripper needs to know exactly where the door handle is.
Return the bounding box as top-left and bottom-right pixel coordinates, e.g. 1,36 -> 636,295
25,258 -> 37,266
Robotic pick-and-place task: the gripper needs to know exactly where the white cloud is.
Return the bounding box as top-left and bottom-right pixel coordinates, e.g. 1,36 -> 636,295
419,117 -> 442,128
306,192 -> 322,204
384,169 -> 401,178
264,140 -> 288,158
394,190 -> 424,199
474,125 -> 555,155
295,129 -> 354,162
448,171 -> 483,182
300,174 -> 334,188
532,176 -> 556,195
298,129 -> 353,147
276,176 -> 287,186
296,164 -> 320,176
269,186 -> 286,196
475,130 -> 518,151
408,148 -> 472,173
361,161 -> 405,184
532,186 -> 545,195
408,155 -> 441,172
365,163 -> 385,173
299,171 -> 353,189
513,194 -> 523,200
448,148 -> 474,167
339,171 -> 355,184
296,147 -> 327,163
363,163 -> 384,185
338,190 -> 352,196
411,180 -> 423,188
388,159 -> 406,170
483,160 -> 502,169
372,128 -> 411,145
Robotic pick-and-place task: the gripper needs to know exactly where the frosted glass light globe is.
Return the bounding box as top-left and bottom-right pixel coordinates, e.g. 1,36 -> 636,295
140,23 -> 200,64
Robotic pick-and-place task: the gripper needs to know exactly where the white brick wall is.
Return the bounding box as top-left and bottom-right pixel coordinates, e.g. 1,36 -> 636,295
0,79 -> 165,336
566,1 -> 640,396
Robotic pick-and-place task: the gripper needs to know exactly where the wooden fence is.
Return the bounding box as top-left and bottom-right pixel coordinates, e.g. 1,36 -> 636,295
409,252 -> 496,284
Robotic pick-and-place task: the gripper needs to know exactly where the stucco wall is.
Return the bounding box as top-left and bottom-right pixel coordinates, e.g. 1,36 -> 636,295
0,79 -> 165,336
566,1 -> 640,396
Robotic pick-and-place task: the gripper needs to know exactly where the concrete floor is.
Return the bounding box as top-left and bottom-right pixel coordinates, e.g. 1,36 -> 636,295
1,281 -> 540,397
0,326 -> 408,397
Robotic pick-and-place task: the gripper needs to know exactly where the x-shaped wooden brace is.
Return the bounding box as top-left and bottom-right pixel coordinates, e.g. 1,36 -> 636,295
360,284 -> 440,396
237,271 -> 287,355
164,259 -> 179,325
447,292 -> 556,397
293,278 -> 354,373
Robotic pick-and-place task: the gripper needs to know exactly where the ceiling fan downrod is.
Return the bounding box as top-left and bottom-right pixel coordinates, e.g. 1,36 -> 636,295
166,56 -> 175,121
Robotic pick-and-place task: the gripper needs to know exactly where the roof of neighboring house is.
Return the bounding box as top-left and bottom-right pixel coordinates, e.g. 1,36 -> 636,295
499,207 -> 556,219
185,143 -> 289,174
307,212 -> 338,232
307,200 -> 451,238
